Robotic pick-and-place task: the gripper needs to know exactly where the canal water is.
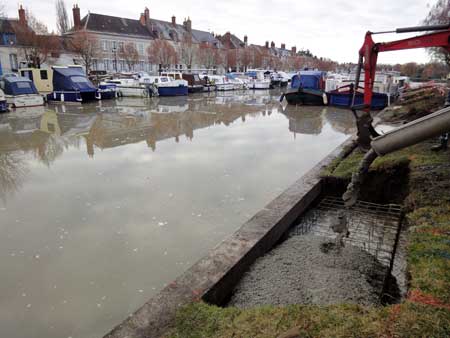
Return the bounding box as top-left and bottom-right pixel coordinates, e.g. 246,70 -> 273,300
0,90 -> 355,338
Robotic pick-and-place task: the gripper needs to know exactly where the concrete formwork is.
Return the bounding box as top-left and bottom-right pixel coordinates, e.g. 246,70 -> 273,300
104,137 -> 355,338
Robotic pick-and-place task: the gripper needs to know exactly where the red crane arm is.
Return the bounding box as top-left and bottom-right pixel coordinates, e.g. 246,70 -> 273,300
355,28 -> 450,109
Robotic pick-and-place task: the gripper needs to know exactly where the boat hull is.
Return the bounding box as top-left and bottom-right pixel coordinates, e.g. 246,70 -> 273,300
117,86 -> 150,98
284,89 -> 325,106
0,100 -> 8,112
158,86 -> 188,96
327,92 -> 388,110
6,94 -> 45,108
203,85 -> 217,92
47,90 -> 99,103
188,85 -> 204,93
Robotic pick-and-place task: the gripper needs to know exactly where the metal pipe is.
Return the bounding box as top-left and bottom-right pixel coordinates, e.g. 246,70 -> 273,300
371,106 -> 450,156
395,23 -> 450,33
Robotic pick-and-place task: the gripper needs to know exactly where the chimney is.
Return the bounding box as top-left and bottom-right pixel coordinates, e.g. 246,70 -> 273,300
139,13 -> 146,25
271,41 -> 275,48
72,5 -> 81,30
291,46 -> 297,54
18,5 -> 27,26
184,17 -> 192,32
281,43 -> 286,49
171,15 -> 176,26
244,35 -> 248,46
144,7 -> 150,23
265,41 -> 269,48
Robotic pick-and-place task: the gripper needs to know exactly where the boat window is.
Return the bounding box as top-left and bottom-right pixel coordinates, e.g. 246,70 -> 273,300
40,70 -> 48,80
21,70 -> 33,81
161,78 -> 168,83
71,76 -> 89,83
193,75 -> 200,81
16,82 -> 32,89
154,79 -> 158,84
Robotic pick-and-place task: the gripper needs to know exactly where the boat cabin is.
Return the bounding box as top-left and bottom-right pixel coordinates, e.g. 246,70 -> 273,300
291,71 -> 326,90
49,66 -> 98,102
19,68 -> 53,94
182,73 -> 203,86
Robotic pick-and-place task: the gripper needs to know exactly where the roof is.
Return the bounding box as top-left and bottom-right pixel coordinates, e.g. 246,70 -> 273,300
0,19 -> 15,34
4,76 -> 33,83
74,12 -> 221,46
80,13 -> 153,38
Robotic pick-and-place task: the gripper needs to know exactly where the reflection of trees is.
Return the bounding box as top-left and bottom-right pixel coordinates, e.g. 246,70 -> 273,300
0,153 -> 28,203
36,134 -> 70,167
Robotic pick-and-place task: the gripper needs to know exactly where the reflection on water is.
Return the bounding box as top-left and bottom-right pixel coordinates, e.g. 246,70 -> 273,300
0,90 -> 356,338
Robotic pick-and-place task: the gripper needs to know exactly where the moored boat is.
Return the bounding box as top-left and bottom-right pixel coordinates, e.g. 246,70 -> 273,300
182,73 -> 204,93
47,66 -> 100,103
326,84 -> 388,110
281,70 -> 327,106
1,75 -> 44,108
97,82 -> 118,99
108,78 -> 153,98
207,75 -> 235,91
246,70 -> 271,90
147,76 -> 188,96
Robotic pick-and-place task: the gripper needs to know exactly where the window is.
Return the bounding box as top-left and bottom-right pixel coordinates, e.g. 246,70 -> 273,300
40,70 -> 48,80
71,76 -> 89,83
111,41 -> 117,51
9,54 -> 18,71
21,70 -> 33,81
101,40 -> 108,51
138,43 -> 144,55
118,41 -> 124,50
17,82 -> 32,89
103,59 -> 110,70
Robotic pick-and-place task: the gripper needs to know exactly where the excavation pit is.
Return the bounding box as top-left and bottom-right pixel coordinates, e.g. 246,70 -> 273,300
228,196 -> 405,308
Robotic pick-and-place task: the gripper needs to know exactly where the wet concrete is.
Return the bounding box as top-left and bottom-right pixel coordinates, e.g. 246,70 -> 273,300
228,234 -> 384,308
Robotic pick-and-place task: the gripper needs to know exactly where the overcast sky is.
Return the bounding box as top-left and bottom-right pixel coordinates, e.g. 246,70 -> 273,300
4,0 -> 435,64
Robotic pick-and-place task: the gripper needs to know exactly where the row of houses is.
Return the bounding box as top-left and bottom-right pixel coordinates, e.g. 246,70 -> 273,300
0,4 -> 328,75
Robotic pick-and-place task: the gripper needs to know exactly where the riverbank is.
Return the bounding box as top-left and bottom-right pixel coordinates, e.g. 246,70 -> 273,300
168,104 -> 450,337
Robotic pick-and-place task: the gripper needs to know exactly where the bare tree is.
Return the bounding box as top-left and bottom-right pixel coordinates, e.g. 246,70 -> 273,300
180,36 -> 197,70
69,31 -> 99,74
119,43 -> 139,71
25,8 -> 49,34
0,2 -> 5,17
424,0 -> 450,67
147,40 -> 179,70
17,29 -> 60,68
55,0 -> 71,34
198,42 -> 222,69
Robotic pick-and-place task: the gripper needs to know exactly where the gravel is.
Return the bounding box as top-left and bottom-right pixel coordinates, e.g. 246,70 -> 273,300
228,234 -> 385,308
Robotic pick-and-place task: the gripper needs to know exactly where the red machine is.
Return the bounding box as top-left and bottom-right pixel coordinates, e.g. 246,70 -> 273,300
351,23 -> 450,148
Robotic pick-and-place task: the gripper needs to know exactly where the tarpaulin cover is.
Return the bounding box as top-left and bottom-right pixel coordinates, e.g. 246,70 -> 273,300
291,71 -> 326,90
52,67 -> 96,92
3,76 -> 39,95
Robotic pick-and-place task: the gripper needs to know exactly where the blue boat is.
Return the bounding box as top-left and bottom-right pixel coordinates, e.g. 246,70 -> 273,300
47,67 -> 100,103
1,75 -> 44,108
326,84 -> 388,110
158,85 -> 188,96
98,82 -> 117,100
282,70 -> 327,105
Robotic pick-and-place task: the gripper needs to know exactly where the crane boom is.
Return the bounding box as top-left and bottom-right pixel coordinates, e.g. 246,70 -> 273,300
352,24 -> 450,149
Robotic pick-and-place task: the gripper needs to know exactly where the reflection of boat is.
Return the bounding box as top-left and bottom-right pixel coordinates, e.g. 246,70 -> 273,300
283,71 -> 327,106
326,84 -> 388,110
282,106 -> 324,135
47,66 -> 100,103
1,76 -> 44,108
324,108 -> 356,135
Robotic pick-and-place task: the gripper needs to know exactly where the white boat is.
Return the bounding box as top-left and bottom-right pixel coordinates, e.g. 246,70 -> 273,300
226,73 -> 249,90
207,75 -> 235,91
246,70 -> 271,90
326,72 -> 399,97
108,78 -> 153,98
1,75 -> 44,108
144,76 -> 188,96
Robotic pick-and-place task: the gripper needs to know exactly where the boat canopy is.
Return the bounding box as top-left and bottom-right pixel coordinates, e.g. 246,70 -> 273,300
291,71 -> 326,90
52,67 -> 96,92
2,76 -> 39,95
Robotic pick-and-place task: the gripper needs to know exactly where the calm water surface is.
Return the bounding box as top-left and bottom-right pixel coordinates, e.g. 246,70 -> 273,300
0,90 -> 356,338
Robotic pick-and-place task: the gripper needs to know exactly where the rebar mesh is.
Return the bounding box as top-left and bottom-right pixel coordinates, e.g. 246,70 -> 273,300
289,196 -> 404,300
